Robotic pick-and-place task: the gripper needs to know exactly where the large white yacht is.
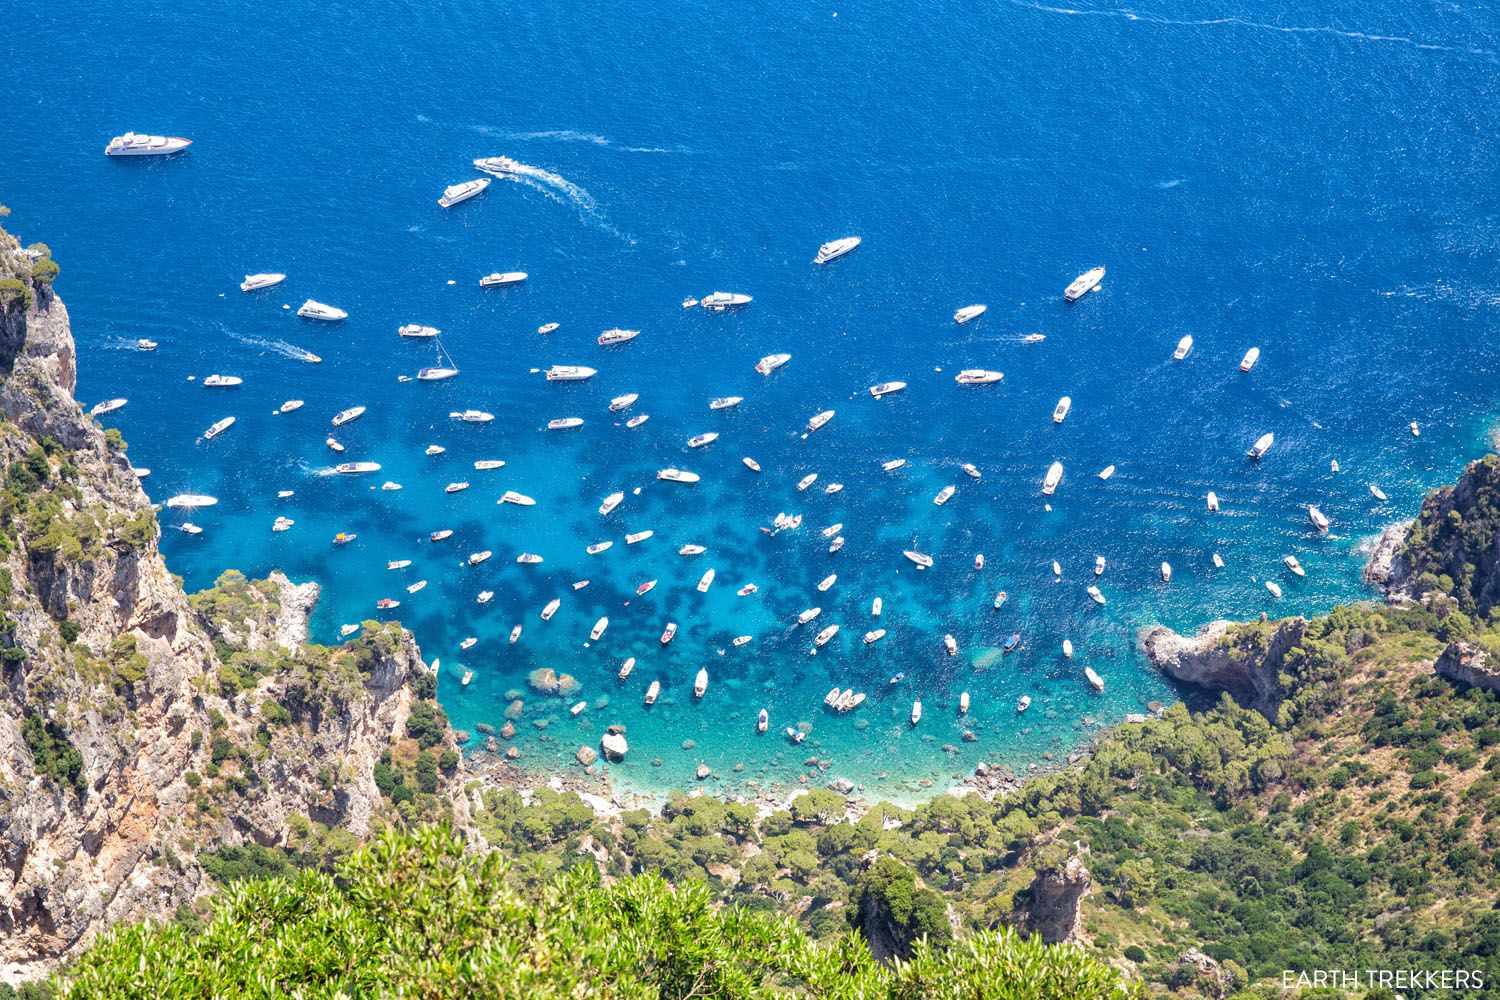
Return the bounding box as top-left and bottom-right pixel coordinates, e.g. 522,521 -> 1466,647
869,381 -> 906,398
399,324 -> 440,338
954,304 -> 987,324
597,328 -> 639,347
438,178 -> 491,208
700,291 -> 752,310
450,409 -> 494,423
240,273 -> 285,292
297,300 -> 347,322
202,374 -> 243,388
480,272 -> 528,287
1063,266 -> 1105,302
1042,461 -> 1064,496
335,462 -> 381,475
814,236 -> 861,264
105,132 -> 192,156
955,369 -> 1003,385
202,417 -> 235,440
331,406 -> 366,427
755,353 -> 791,375
473,156 -> 525,175
544,365 -> 597,381
1247,432 -> 1275,460
806,410 -> 835,432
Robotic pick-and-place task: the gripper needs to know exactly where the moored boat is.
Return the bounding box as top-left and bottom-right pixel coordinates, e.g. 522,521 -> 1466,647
955,369 -> 1004,385
864,628 -> 886,644
700,291 -> 752,310
1063,266 -> 1105,302
480,272 -> 527,287
618,657 -> 635,680
697,568 -> 715,593
1308,506 -> 1330,532
202,417 -> 236,440
817,573 -> 837,593
910,700 -> 922,725
609,393 -> 639,412
1173,334 -> 1193,360
585,541 -> 613,555
1247,432 -> 1275,460
687,432 -> 719,448
399,324 -> 440,338
694,667 -> 709,697
657,467 -> 700,483
869,381 -> 906,398
1284,555 -> 1306,577
450,409 -> 494,423
709,396 -> 743,410
933,485 -> 955,506
797,473 -> 818,491
1085,667 -> 1105,692
105,132 -> 192,156
1240,346 -> 1261,371
904,550 -> 933,569
590,617 -> 609,640
541,598 -> 561,621
1042,461 -> 1063,496
499,490 -> 536,506
544,365 -> 597,381
954,304 -> 987,324
813,623 -> 839,647
600,492 -> 624,515
743,457 -> 761,473
646,680 -> 661,705
240,273 -> 285,292
625,530 -> 654,544
90,398 -> 127,416
755,353 -> 791,375
598,328 -> 639,346
1087,585 -> 1106,605
661,621 -> 678,644
332,406 -> 366,427
1160,561 -> 1173,582
438,178 -> 491,208
1052,396 -> 1072,424
1266,580 -> 1283,598
468,550 -> 492,565
547,417 -> 584,430
297,300 -> 347,322
813,236 -> 861,264
882,459 -> 907,472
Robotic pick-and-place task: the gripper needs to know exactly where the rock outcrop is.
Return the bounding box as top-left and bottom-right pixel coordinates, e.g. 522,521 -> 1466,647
1362,521 -> 1414,600
1140,618 -> 1307,719
1435,641 -> 1500,693
1391,454 -> 1500,615
1020,851 -> 1091,945
0,234 -> 466,980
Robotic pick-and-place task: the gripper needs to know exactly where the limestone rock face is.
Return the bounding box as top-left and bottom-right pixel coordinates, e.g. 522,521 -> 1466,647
1140,618 -> 1307,719
1435,641 -> 1500,693
600,732 -> 628,761
1021,853 -> 1091,945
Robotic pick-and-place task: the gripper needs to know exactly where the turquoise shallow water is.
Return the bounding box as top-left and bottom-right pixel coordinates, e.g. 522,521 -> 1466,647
4,0 -> 1500,799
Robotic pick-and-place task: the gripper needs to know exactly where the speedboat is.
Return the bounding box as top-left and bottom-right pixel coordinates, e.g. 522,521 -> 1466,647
1160,561 -> 1173,582
813,624 -> 839,647
335,462 -> 381,474
499,491 -> 535,506
430,529 -> 453,541
824,483 -> 844,495
544,365 -> 597,381
962,463 -> 981,480
821,522 -> 843,539
1087,585 -> 1106,605
479,272 -> 527,287
755,353 -> 791,375
1017,695 -> 1031,712
1098,465 -> 1116,480
1094,555 -> 1106,576
806,410 -> 835,432
297,300 -> 347,322
933,485 -> 955,506
326,437 -> 344,453
468,550 -> 492,565
1212,553 -> 1224,568
1370,484 -> 1388,502
813,236 -> 861,264
517,553 -> 543,564
387,560 -> 411,570
376,598 -> 399,611
399,324 -> 440,338
609,393 -> 639,412
1173,334 -> 1193,360
657,468 -> 700,483
438,178 -> 491,208
697,568 -> 716,592
332,406 -> 365,427
683,297 -> 699,309
90,398 -> 127,416
626,414 -> 650,428
572,580 -> 589,590
645,680 -> 662,705
202,374 -> 242,388
133,468 -> 151,478
633,579 -> 658,597
426,445 -> 446,455
959,691 -> 970,715
992,591 -> 1008,610
474,459 -> 506,470
541,598 -> 560,620
1063,639 -> 1074,658
687,432 -> 719,448
1085,667 -> 1105,692
869,381 -> 906,398
679,544 -> 706,556
406,580 -> 427,594
797,607 -> 822,625
547,417 -> 584,430
1207,491 -> 1220,512
473,156 -> 525,175
882,459 -> 907,472
797,474 -> 818,491
871,597 -> 883,616
1411,421 -> 1421,436
240,273 -> 285,292
743,457 -> 761,473
903,550 -> 933,569
1003,633 -> 1021,654
1240,346 -> 1261,372
694,668 -> 709,697
700,291 -> 752,310
450,410 -> 494,423
1063,266 -> 1105,302
864,628 -> 886,644
333,532 -> 357,545
709,396 -> 743,410
1284,555 -> 1306,577
1023,333 -> 1047,344
1247,433 -> 1275,460
618,657 -> 635,680
975,553 -> 985,570
1052,397 -> 1071,424
955,369 -> 1003,385
538,322 -> 560,335
381,481 -> 402,491
600,492 -> 624,515
817,573 -> 837,593
954,304 -> 987,324
1308,506 -> 1330,532
1266,580 -> 1283,598
417,367 -> 459,381
625,530 -> 654,544
165,493 -> 217,509
477,591 -> 494,604
660,622 -> 678,644
737,583 -> 758,597
598,328 -> 639,346
889,671 -> 906,684
1042,461 -> 1063,496
136,339 -> 157,351
590,617 -> 609,641
586,541 -> 612,555
278,400 -> 304,414
910,701 -> 922,726
202,417 -> 236,440
104,132 -> 192,156
757,709 -> 769,733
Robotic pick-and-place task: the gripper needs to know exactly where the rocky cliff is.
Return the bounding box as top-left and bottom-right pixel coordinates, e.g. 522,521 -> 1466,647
1434,641 -> 1500,694
0,231 -> 465,980
1140,618 -> 1307,720
1390,454 -> 1500,614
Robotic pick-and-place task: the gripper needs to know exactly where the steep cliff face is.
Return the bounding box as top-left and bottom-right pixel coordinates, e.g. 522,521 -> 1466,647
1393,454 -> 1500,613
0,241 -> 464,979
1140,618 -> 1307,720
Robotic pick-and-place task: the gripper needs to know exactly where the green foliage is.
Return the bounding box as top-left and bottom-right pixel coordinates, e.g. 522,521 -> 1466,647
200,844 -> 305,885
22,714 -> 85,796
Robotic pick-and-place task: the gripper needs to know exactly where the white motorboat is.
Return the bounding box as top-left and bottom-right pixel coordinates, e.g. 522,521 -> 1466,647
500,491 -> 536,506
709,396 -> 743,410
797,607 -> 822,625
1266,580 -> 1283,598
547,418 -> 584,430
618,657 -> 636,680
755,353 -> 791,375
473,459 -> 505,471
813,623 -> 839,647
1087,585 -> 1106,605
1240,346 -> 1261,372
825,483 -> 844,495
757,709 -> 769,733
1017,695 -> 1031,712
585,541 -> 613,555
903,550 -> 933,569
90,398 -> 127,416
271,517 -> 294,532
541,598 -> 560,621
1370,484 -> 1388,502
1284,555 -> 1306,577
657,468 -> 700,483
278,400 -> 304,414
538,322 -> 560,335
240,273 -> 285,292
864,628 -> 886,644
600,492 -> 624,515
399,324 -> 440,338
1063,266 -> 1105,302
450,410 -> 494,423
406,580 -> 427,594
598,328 -> 639,347
697,568 -> 715,592
468,550 -> 492,565
180,523 -> 202,535
1094,556 -> 1106,576
700,291 -> 752,310
813,236 -> 861,264
806,410 -> 835,432
644,680 -> 661,705
737,583 -> 758,596
694,667 -> 709,698
1042,461 -> 1063,496
438,178 -> 491,208
1098,465 -> 1116,480
544,365 -> 597,381
679,544 -> 706,555
882,459 -> 907,472
1052,396 -> 1071,424
104,132 -> 191,156
380,481 -> 402,491
1212,553 -> 1225,568
1062,639 -> 1074,658
202,417 -> 236,440
910,700 -> 922,726
326,437 -> 344,453
477,591 -> 493,604
962,463 -> 982,479
517,553 -> 543,564
417,366 -> 459,382
136,339 -> 157,351
743,457 -> 761,473
202,374 -> 243,388
687,432 -> 719,448
425,444 -> 446,455
1085,667 -> 1105,692
959,691 -> 970,715
591,616 -> 609,641
1247,432 -> 1275,460
332,406 -> 366,427
479,272 -> 527,287
165,493 -> 217,509
1308,506 -> 1330,532
297,300 -> 347,322
817,573 -> 837,592
335,462 -> 381,474
625,530 -> 654,544
473,156 -> 526,176
821,523 -> 843,539
797,474 -> 818,491
387,559 -> 412,570
1160,561 -> 1173,582
609,393 -> 639,412
660,622 -> 678,644
975,553 -> 985,569
1173,334 -> 1193,360
954,304 -> 987,324
1207,491 -> 1220,512
933,485 -> 955,506
626,414 -> 650,428
869,381 -> 906,398
955,369 -> 1004,385
431,529 -> 454,541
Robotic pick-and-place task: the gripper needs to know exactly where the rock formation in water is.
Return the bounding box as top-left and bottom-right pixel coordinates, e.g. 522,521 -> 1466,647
1140,618 -> 1307,720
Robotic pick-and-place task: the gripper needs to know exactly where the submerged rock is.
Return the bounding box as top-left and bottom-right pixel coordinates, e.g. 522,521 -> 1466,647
527,668 -> 559,693
575,746 -> 598,766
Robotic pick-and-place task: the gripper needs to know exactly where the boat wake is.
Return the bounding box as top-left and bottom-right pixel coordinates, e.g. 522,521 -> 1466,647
221,327 -> 321,364
485,159 -> 635,243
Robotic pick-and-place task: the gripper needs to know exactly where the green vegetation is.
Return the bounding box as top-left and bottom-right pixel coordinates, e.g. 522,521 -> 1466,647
22,713 -> 85,796
62,824 -> 1133,999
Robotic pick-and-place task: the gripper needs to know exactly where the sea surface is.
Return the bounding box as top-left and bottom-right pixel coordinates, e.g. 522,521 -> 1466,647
4,0 -> 1500,801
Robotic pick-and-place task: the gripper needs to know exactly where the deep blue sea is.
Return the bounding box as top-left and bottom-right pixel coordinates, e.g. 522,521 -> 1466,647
5,0 -> 1500,801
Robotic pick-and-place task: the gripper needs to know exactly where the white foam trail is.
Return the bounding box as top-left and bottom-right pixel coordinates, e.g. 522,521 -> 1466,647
221,326 -> 319,363
485,160 -> 634,243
